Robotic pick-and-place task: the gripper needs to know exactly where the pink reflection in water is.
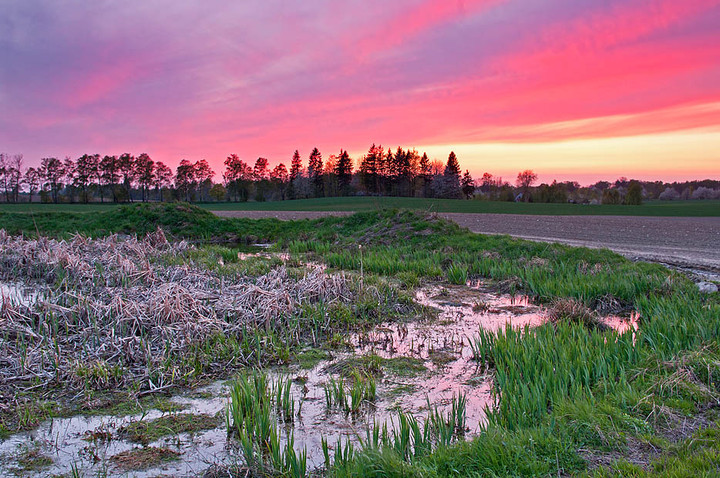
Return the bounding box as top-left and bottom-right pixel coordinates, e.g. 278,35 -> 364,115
339,283 -> 546,432
602,311 -> 640,335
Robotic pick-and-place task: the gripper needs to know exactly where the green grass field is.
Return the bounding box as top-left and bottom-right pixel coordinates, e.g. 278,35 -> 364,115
1,197 -> 718,216
204,197 -> 720,216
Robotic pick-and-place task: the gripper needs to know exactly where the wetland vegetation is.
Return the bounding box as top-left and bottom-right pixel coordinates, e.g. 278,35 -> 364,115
0,203 -> 718,476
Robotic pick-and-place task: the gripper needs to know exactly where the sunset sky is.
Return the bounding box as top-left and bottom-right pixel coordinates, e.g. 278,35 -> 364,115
1,0 -> 719,184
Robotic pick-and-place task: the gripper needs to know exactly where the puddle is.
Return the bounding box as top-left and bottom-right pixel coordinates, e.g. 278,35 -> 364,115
0,282 -> 40,308
414,282 -> 545,334
0,382 -> 233,477
0,282 -> 638,476
237,251 -> 291,261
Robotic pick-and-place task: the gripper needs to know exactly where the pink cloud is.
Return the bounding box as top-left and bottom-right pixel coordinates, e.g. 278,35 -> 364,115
353,0 -> 505,60
57,61 -> 138,108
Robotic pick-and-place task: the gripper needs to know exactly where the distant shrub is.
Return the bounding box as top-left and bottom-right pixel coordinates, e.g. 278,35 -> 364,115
625,181 -> 643,205
658,187 -> 679,201
601,189 -> 621,205
691,187 -> 720,200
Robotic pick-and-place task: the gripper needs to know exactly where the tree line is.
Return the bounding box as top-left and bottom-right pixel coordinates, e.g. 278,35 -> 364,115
490,173 -> 720,205
0,153 -> 174,204
223,145 -> 474,202
0,146 -> 474,203
0,150 -> 717,204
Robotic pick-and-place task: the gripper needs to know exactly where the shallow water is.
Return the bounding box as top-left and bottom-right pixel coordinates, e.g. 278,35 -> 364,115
236,250 -> 291,262
0,281 -> 636,476
0,382 -> 234,477
0,282 -> 40,307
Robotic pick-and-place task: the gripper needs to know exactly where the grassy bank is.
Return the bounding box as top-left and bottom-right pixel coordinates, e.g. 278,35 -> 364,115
1,203 -> 718,476
0,202 -> 304,240
1,197 -> 719,216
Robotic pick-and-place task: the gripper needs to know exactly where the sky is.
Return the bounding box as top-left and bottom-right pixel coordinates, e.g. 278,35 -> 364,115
1,0 -> 719,184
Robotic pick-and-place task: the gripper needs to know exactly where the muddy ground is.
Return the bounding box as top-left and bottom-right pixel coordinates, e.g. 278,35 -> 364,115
212,210 -> 720,280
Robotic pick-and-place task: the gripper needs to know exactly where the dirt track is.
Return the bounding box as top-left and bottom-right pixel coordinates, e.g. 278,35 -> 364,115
212,210 -> 720,278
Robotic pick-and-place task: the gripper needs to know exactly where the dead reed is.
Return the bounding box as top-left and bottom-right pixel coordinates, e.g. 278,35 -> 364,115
0,228 -> 357,407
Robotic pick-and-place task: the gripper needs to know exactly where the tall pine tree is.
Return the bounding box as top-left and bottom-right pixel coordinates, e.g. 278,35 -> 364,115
461,170 -> 475,199
360,144 -> 381,194
289,150 -> 302,199
308,148 -> 324,197
417,152 -> 430,198
442,151 -> 462,199
335,150 -> 353,196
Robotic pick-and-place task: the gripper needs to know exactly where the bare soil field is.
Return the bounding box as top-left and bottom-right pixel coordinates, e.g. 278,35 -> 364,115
213,210 -> 720,277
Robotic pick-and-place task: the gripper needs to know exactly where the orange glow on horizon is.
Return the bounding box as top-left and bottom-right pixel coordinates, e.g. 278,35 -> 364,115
415,129 -> 720,185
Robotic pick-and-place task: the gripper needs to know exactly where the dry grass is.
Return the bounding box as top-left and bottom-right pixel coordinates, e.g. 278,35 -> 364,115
546,297 -> 607,330
0,228 -> 356,405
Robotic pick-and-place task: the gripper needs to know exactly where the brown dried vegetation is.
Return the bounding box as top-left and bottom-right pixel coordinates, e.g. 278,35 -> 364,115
0,228 -> 359,422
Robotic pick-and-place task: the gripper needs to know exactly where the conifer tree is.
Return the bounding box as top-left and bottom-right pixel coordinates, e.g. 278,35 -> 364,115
288,150 -> 302,199
442,151 -> 462,198
335,149 -> 353,196
418,152 -> 431,198
461,170 -> 475,199
308,148 -> 324,197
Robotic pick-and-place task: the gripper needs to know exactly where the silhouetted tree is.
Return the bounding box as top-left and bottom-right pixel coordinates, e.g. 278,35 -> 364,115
441,152 -> 462,199
417,152 -> 431,198
224,154 -> 252,201
175,159 -> 196,202
6,154 -> 23,203
479,172 -> 494,193
118,153 -> 135,202
253,157 -> 270,201
592,180 -> 611,191
0,154 -> 22,203
335,150 -> 352,196
392,147 -> 414,196
271,163 -> 289,199
289,150 -> 302,199
360,144 -> 382,194
194,159 -> 214,201
25,167 -> 40,203
0,154 -> 7,202
323,155 -> 338,197
614,177 -> 629,189
380,149 -> 393,195
515,169 -> 538,202
135,153 -> 155,202
100,155 -> 120,202
537,180 -> 568,203
152,162 -> 173,201
75,154 -> 99,203
461,170 -> 475,199
63,157 -> 77,203
40,157 -> 65,204
308,148 -> 323,198
253,157 -> 269,181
